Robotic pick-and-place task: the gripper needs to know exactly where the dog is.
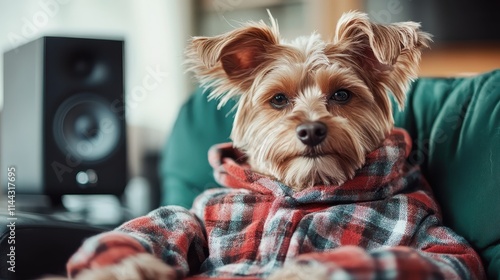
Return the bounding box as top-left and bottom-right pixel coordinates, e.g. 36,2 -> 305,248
64,12 -> 485,280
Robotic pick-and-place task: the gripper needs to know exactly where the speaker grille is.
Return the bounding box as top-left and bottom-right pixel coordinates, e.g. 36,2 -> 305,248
42,37 -> 127,196
3,36 -> 126,196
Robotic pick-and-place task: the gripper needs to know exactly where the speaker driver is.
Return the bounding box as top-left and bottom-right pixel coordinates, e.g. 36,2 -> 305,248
53,93 -> 121,163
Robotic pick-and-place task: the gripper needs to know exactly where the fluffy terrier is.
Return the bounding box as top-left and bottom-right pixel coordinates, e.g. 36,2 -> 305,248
187,11 -> 427,190
64,12 -> 485,280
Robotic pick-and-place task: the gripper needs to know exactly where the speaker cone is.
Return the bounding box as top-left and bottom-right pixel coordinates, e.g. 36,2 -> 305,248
53,93 -> 121,163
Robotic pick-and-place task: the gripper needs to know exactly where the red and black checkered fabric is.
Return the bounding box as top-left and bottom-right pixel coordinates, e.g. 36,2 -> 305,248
67,129 -> 485,279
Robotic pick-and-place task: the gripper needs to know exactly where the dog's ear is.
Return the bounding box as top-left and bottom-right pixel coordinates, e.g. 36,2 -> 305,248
328,12 -> 431,109
186,18 -> 280,107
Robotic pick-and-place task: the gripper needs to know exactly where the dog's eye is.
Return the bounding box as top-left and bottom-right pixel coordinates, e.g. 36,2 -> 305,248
330,90 -> 351,104
270,93 -> 289,109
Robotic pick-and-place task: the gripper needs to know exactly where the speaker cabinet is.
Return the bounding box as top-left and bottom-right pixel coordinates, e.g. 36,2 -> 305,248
1,36 -> 127,197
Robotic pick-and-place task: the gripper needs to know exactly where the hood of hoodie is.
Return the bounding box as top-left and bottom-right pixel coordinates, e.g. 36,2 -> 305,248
208,128 -> 417,205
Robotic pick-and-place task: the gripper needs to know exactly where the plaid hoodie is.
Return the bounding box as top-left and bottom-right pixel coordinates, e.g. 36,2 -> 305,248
67,129 -> 485,279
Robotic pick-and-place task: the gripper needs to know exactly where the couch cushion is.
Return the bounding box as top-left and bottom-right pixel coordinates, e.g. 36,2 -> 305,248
160,87 -> 235,208
394,70 -> 500,279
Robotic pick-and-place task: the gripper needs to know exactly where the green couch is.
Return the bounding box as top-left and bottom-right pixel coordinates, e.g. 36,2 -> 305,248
160,70 -> 500,279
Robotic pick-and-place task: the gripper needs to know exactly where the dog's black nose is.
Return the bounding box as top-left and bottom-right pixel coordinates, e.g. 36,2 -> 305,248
296,121 -> 327,146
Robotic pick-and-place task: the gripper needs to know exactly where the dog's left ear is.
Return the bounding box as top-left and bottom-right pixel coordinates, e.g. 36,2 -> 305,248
328,12 -> 431,108
186,18 -> 280,106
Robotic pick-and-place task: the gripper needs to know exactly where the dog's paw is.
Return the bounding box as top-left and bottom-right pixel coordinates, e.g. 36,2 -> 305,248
267,260 -> 330,280
75,253 -> 176,280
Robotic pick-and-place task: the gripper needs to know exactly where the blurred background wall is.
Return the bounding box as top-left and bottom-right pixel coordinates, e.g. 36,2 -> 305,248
0,0 -> 195,178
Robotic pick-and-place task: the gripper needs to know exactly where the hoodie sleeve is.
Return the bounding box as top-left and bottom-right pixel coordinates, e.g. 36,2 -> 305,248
66,206 -> 208,278
283,213 -> 485,280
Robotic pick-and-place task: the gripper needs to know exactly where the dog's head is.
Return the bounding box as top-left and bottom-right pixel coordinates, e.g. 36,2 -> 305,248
186,12 -> 431,190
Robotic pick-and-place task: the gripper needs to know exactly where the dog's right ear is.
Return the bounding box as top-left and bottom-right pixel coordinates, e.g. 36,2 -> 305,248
186,19 -> 280,106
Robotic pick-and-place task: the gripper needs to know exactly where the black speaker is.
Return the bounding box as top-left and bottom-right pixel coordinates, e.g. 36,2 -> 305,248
1,36 -> 127,197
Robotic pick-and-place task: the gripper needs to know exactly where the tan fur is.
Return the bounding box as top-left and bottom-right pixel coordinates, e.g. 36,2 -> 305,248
267,259 -> 330,280
45,254 -> 176,280
186,11 -> 431,191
